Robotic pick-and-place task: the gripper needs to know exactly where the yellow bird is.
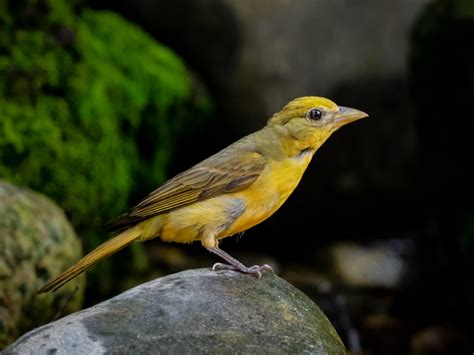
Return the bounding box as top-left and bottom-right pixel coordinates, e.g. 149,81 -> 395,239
37,96 -> 367,293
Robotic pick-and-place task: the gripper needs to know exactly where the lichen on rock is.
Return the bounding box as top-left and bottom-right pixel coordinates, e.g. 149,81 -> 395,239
0,181 -> 85,349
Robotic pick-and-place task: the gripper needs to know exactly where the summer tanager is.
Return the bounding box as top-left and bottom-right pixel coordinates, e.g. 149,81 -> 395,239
38,96 -> 367,293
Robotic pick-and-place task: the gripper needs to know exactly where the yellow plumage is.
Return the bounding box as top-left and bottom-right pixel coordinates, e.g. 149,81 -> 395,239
37,96 -> 367,293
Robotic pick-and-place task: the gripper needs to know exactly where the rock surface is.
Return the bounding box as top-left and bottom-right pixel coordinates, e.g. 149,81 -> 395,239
4,269 -> 345,354
0,181 -> 85,349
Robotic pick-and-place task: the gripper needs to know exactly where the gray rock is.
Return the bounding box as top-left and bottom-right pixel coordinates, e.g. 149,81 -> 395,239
0,181 -> 85,349
4,269 -> 345,354
329,240 -> 413,288
225,0 -> 428,128
126,0 -> 427,126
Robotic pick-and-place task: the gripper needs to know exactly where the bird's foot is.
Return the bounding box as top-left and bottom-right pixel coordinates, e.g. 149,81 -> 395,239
212,262 -> 274,279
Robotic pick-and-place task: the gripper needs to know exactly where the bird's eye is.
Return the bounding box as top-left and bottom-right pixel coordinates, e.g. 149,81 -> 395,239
307,108 -> 323,121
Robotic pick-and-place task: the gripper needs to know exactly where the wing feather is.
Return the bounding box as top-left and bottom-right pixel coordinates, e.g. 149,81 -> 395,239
107,149 -> 266,231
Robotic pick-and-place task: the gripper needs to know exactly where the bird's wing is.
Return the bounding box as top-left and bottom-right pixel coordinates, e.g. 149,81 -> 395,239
107,150 -> 266,231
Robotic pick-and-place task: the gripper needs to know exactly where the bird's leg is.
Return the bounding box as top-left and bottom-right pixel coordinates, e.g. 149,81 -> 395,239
206,246 -> 273,279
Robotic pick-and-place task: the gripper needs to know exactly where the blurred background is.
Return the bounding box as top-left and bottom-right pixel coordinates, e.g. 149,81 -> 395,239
1,0 -> 473,353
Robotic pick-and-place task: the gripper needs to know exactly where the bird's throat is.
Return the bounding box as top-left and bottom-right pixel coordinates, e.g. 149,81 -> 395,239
297,147 -> 313,159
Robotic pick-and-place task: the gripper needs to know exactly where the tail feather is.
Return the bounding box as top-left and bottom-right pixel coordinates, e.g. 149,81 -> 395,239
37,228 -> 141,293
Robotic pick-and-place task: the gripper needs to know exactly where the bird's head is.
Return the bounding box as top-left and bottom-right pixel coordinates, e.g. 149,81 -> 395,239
267,96 -> 368,150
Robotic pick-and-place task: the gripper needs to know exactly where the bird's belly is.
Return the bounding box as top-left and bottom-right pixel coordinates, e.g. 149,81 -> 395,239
159,196 -> 245,244
222,154 -> 312,236
222,191 -> 283,236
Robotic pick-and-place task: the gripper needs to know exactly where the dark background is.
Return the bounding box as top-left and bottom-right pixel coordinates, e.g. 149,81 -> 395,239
1,0 -> 473,353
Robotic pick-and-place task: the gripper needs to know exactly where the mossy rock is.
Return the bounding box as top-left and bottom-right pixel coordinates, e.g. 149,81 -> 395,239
0,0 -> 212,231
0,181 -> 85,349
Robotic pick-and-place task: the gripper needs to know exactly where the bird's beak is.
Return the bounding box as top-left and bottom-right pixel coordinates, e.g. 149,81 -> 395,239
334,106 -> 368,127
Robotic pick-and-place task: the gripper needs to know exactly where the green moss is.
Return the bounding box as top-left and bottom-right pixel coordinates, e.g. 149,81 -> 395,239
0,1 -> 212,231
0,1 -> 212,302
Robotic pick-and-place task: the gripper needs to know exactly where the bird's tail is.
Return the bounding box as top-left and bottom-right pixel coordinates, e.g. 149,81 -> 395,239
37,227 -> 141,293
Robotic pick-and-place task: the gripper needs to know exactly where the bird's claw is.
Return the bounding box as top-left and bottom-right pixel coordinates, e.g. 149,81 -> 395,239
212,262 -> 235,271
212,262 -> 274,279
247,264 -> 274,279
249,264 -> 274,273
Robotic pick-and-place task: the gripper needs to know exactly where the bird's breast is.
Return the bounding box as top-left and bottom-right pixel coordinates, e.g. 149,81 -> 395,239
222,151 -> 314,236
